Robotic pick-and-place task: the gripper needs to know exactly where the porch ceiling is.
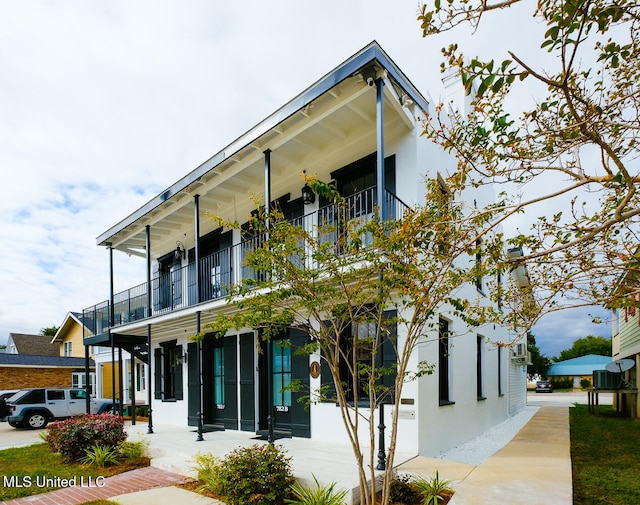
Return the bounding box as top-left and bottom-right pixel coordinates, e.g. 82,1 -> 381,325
98,43 -> 428,258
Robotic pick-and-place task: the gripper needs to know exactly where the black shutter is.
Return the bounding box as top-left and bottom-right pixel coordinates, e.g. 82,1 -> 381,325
239,333 -> 255,431
290,329 -> 311,437
187,342 -> 200,426
154,348 -> 162,400
320,322 -> 338,402
174,344 -> 184,400
222,336 -> 238,429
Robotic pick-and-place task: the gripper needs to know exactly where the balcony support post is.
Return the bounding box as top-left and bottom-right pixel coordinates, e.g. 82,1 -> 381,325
145,226 -> 154,434
194,195 -> 201,304
146,323 -> 154,434
108,245 -> 118,416
196,311 -> 204,441
375,76 -> 387,471
263,149 -> 275,444
264,149 -> 271,234
118,346 -> 124,417
146,226 -> 152,318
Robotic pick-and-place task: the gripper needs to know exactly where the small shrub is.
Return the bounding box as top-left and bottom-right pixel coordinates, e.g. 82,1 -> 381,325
192,452 -> 221,494
285,475 -> 347,505
116,438 -> 149,462
193,444 -> 295,505
389,473 -> 420,504
80,444 -> 121,467
580,378 -> 592,389
43,414 -> 126,462
411,471 -> 454,505
135,405 -> 149,417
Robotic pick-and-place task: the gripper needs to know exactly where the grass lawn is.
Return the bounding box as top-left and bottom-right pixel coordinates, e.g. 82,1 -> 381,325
571,404 -> 640,505
0,443 -> 148,501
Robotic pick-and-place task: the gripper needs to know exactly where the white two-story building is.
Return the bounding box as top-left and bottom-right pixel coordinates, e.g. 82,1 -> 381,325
82,41 -> 527,457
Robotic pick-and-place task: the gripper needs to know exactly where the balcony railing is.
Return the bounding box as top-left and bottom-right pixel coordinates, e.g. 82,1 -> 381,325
83,187 -> 409,333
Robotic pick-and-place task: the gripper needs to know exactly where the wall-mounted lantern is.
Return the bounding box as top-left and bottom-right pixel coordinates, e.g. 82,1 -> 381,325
175,241 -> 186,262
302,183 -> 315,205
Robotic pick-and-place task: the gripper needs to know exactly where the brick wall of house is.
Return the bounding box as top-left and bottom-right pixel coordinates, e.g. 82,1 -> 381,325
0,367 -> 79,389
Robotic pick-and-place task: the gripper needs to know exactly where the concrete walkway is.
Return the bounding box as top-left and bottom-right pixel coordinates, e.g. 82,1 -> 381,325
1,405 -> 573,505
445,406 -> 572,505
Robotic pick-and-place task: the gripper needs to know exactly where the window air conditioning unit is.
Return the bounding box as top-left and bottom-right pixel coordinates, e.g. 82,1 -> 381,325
511,343 -> 531,365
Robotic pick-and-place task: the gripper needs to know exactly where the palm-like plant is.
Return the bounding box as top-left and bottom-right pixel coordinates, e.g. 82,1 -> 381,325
411,471 -> 454,505
79,444 -> 120,467
285,475 -> 348,505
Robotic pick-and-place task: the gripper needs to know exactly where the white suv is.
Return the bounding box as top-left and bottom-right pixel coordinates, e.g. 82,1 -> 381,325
4,388 -> 116,429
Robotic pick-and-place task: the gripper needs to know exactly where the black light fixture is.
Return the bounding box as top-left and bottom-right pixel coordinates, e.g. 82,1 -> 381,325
302,183 -> 315,205
175,241 -> 186,262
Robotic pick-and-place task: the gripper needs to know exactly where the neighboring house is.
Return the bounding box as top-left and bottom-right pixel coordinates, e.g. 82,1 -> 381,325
51,312 -> 98,393
0,353 -> 95,390
546,354 -> 612,389
608,271 -> 640,417
82,42 -> 527,457
5,333 -> 59,356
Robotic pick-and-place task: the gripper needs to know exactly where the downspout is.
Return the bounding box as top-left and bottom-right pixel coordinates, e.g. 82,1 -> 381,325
375,75 -> 387,471
146,225 -> 154,434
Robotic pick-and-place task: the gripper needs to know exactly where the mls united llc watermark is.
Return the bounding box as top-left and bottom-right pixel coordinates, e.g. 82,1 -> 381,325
3,475 -> 106,488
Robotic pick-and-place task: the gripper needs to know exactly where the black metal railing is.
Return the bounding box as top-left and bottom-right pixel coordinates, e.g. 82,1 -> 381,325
83,187 -> 409,332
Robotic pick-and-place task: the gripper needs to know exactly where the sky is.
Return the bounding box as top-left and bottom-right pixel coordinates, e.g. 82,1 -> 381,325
0,1 -> 609,358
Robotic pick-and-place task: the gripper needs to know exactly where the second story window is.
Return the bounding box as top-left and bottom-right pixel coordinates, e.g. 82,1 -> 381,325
63,341 -> 73,357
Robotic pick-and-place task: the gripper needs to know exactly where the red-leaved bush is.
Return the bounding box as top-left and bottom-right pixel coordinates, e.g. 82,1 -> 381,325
43,414 -> 126,462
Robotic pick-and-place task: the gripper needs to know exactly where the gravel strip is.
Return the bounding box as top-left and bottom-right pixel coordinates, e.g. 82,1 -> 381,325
437,405 -> 539,465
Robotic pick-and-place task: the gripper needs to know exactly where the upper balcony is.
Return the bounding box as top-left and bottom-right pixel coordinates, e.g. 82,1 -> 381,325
83,43 -> 433,338
83,186 -> 409,336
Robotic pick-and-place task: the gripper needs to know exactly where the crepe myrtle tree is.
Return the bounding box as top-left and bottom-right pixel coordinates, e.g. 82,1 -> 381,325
196,176 -> 524,505
418,0 -> 640,315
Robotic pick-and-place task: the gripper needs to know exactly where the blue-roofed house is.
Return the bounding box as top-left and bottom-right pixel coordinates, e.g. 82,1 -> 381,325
547,354 -> 612,389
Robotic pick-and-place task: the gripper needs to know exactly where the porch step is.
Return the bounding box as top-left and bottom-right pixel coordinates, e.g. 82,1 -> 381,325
189,423 -> 225,433
203,423 -> 225,432
254,429 -> 292,441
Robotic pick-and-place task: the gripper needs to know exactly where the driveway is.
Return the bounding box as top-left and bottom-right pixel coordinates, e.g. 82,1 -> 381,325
527,390 -> 613,407
0,421 -> 46,450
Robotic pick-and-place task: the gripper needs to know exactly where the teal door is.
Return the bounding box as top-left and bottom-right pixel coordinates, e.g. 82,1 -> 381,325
259,329 -> 310,438
203,335 -> 238,429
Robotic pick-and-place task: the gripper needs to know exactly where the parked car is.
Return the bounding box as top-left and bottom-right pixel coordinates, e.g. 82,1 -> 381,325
5,388 -> 117,429
535,380 -> 554,393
